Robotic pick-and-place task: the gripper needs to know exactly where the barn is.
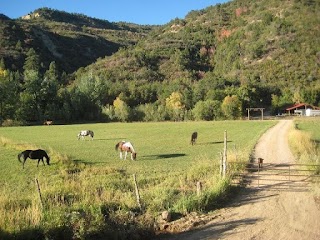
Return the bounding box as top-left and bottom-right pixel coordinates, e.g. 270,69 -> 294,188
285,103 -> 320,116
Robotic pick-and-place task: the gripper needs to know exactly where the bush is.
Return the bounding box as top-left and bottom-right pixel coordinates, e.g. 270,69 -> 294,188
192,100 -> 221,121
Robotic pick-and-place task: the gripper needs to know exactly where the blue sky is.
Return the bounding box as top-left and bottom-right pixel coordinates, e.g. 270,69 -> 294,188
1,0 -> 229,25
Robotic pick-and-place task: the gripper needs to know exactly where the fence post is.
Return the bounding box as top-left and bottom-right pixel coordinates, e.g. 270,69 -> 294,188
133,174 -> 142,210
35,178 -> 43,209
257,162 -> 260,188
196,181 -> 202,196
220,152 -> 223,177
223,130 -> 227,177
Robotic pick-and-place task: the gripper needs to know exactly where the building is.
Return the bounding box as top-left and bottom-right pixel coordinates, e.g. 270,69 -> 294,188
285,103 -> 320,116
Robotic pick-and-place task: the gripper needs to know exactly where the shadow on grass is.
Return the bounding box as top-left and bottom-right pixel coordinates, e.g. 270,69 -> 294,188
0,215 -> 154,240
73,159 -> 106,165
198,140 -> 232,145
141,153 -> 186,160
0,226 -> 73,240
93,138 -> 126,141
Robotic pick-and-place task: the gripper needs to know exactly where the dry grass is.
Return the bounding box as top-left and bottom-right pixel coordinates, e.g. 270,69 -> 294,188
288,124 -> 318,164
289,120 -> 320,199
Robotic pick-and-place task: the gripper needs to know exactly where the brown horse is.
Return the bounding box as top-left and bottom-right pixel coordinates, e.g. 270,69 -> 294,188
18,149 -> 50,169
115,141 -> 137,160
190,132 -> 198,145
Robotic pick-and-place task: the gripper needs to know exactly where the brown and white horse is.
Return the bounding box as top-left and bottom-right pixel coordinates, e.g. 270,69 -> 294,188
77,130 -> 94,140
115,141 -> 137,160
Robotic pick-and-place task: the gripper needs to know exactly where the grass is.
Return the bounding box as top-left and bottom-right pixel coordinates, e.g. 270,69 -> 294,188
290,118 -> 320,165
289,118 -> 320,202
0,120 -> 276,239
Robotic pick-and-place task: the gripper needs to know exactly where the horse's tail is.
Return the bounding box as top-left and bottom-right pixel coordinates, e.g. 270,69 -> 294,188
18,152 -> 22,162
115,142 -> 120,151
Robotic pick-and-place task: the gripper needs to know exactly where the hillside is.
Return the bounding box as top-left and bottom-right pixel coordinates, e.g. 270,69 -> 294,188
69,0 -> 320,116
78,0 -> 320,108
0,8 -> 156,73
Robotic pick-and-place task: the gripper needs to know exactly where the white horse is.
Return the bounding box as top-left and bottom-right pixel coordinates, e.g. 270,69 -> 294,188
77,130 -> 94,140
115,141 -> 137,160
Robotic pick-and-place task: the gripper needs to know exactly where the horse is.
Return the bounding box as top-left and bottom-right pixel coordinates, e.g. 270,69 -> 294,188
115,141 -> 137,160
77,130 -> 94,140
44,120 -> 53,125
18,149 -> 50,169
190,131 -> 198,145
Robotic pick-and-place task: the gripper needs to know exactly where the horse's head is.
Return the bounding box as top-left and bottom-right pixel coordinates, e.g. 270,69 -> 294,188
89,131 -> 94,137
132,152 -> 137,160
46,156 -> 50,165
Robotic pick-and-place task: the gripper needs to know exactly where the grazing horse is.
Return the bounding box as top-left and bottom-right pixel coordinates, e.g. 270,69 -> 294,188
190,132 -> 198,145
77,130 -> 94,140
44,120 -> 53,125
115,141 -> 137,160
18,149 -> 50,169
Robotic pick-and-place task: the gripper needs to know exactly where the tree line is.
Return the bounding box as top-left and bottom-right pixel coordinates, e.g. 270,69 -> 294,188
1,47 -> 319,126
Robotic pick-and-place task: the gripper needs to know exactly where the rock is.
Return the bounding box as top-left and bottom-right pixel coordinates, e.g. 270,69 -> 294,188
161,211 -> 171,222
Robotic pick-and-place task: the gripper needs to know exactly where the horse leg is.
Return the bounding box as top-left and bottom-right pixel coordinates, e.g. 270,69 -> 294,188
124,151 -> 127,160
37,159 -> 40,167
41,158 -> 45,166
120,151 -> 123,160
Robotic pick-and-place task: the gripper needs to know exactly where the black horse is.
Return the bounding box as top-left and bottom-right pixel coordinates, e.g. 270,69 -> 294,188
18,149 -> 50,169
190,132 -> 198,145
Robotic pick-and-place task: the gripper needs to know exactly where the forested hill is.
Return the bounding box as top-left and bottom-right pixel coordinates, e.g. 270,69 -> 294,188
0,0 -> 319,124
79,0 -> 320,106
0,7 -> 156,73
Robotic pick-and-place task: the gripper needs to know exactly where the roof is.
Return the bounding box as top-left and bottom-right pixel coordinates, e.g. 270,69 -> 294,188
286,103 -> 320,111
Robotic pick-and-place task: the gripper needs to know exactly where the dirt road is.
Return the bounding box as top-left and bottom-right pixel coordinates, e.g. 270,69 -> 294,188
160,120 -> 320,240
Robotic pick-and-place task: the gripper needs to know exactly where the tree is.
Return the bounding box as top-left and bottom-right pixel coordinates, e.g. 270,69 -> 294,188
192,100 -> 221,120
23,48 -> 40,72
221,95 -> 241,119
165,91 -> 185,121
113,96 -> 130,122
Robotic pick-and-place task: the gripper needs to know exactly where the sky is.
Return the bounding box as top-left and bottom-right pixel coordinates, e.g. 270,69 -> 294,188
1,0 -> 230,25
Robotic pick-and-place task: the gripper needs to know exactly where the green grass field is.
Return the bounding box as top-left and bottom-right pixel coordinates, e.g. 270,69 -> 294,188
0,120 -> 276,239
295,118 -> 320,141
0,121 -> 275,172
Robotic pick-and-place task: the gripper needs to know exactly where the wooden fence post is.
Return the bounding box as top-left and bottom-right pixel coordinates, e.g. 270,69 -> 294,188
35,178 -> 43,209
223,130 -> 227,177
220,152 -> 223,177
196,181 -> 202,196
133,174 -> 142,210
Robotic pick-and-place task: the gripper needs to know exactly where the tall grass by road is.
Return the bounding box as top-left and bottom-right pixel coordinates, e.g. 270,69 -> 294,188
289,118 -> 320,165
0,121 -> 275,239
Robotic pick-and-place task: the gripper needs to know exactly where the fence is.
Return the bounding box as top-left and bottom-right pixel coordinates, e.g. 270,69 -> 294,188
231,162 -> 320,191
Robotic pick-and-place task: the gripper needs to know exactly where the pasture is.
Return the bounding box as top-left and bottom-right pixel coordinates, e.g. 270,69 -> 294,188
0,121 -> 276,239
